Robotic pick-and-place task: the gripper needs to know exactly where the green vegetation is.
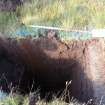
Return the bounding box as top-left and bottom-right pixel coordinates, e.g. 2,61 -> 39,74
0,12 -> 19,36
0,82 -> 90,105
0,94 -> 28,105
0,0 -> 105,36
18,0 -> 105,29
0,93 -> 82,105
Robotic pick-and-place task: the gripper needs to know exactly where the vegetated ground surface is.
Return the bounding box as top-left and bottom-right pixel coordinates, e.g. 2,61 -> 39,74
0,0 -> 105,36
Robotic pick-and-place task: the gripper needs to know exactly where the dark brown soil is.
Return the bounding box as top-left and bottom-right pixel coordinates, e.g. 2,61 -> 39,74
0,36 -> 104,104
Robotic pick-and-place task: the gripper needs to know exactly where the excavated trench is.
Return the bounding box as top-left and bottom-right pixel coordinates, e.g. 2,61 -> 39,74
0,36 -> 105,104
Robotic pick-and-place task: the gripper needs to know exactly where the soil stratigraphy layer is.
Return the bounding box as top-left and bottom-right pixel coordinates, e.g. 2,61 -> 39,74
0,36 -> 105,104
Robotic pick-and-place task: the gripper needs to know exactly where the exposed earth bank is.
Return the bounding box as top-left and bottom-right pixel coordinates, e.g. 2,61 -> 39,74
0,36 -> 105,104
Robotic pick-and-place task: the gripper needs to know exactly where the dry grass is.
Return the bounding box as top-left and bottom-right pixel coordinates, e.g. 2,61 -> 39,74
0,0 -> 105,36
0,81 -> 87,105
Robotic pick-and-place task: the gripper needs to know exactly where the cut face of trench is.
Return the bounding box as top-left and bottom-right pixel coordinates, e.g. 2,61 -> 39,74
0,37 -> 104,104
88,42 -> 105,104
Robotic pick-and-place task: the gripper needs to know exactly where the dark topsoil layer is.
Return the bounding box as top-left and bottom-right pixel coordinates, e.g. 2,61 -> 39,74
0,36 -> 103,103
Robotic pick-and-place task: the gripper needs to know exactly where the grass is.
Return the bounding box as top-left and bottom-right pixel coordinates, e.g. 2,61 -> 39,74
0,81 -> 93,105
0,93 -> 83,105
0,0 -> 105,37
0,94 -> 28,105
18,0 -> 105,29
0,81 -> 85,105
0,11 -> 20,37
